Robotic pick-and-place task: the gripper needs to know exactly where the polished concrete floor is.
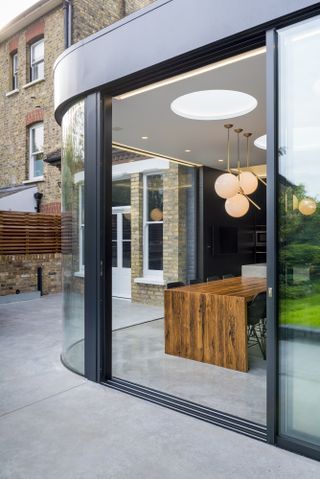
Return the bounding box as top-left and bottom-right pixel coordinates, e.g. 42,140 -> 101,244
1,294 -> 320,478
113,298 -> 163,330
113,318 -> 267,424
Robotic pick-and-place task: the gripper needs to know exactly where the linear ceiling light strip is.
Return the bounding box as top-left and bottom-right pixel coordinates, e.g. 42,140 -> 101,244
112,142 -> 201,168
114,47 -> 266,100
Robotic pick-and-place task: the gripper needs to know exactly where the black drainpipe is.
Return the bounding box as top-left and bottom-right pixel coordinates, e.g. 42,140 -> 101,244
63,0 -> 73,49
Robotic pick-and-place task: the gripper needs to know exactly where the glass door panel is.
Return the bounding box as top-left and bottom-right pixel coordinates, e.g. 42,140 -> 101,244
278,15 -> 320,446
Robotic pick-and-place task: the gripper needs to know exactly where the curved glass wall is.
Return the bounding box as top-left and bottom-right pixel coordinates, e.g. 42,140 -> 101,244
61,100 -> 85,374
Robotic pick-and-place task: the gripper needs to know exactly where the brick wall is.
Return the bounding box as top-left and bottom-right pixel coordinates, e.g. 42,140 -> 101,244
0,1 -> 156,296
0,6 -> 64,211
72,0 -> 123,43
72,0 -> 156,43
130,164 -> 193,307
125,0 -> 155,15
0,253 -> 62,296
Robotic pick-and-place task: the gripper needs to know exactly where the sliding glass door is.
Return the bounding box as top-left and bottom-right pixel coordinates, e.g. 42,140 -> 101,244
277,15 -> 320,452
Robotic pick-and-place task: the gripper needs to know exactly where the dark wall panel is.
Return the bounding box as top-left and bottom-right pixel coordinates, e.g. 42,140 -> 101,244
200,167 -> 266,280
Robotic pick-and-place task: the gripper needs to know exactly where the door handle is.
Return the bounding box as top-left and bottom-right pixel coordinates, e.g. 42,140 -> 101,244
268,287 -> 273,298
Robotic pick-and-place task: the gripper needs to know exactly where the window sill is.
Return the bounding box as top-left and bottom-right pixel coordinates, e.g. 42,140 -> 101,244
134,277 -> 165,286
6,89 -> 19,97
74,271 -> 84,278
22,78 -> 45,89
23,177 -> 44,184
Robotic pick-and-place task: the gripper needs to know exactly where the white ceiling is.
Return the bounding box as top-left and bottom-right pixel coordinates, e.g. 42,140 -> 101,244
112,52 -> 266,170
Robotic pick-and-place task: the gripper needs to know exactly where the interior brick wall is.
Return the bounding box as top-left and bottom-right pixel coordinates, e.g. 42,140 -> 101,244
130,164 -> 190,307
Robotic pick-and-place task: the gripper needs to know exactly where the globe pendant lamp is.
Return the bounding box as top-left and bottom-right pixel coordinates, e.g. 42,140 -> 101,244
298,197 -> 317,216
225,194 -> 250,218
214,124 -> 239,199
224,128 -> 249,218
238,132 -> 258,195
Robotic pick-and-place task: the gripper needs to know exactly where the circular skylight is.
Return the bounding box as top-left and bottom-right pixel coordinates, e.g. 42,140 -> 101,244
254,134 -> 267,150
170,90 -> 257,120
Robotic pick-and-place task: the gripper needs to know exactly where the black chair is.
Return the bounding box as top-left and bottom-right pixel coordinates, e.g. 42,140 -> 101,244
247,292 -> 267,360
189,279 -> 201,285
222,274 -> 234,279
167,281 -> 185,289
207,275 -> 220,282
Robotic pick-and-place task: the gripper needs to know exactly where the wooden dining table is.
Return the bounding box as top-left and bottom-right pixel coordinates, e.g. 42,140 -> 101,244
164,276 -> 267,372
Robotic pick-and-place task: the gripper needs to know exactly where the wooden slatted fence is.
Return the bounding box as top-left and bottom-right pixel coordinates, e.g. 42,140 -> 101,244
0,211 -> 61,255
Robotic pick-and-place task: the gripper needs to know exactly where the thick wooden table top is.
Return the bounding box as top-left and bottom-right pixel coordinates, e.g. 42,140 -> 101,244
167,276 -> 266,302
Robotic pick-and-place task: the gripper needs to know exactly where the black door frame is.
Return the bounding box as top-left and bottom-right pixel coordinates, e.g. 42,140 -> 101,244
82,5 -> 320,461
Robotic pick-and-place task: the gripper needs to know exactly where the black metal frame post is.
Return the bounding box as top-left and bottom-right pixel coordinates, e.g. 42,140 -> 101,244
266,28 -> 278,445
99,94 -> 113,381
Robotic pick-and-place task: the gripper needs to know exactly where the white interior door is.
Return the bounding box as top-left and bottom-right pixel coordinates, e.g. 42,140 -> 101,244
112,207 -> 131,298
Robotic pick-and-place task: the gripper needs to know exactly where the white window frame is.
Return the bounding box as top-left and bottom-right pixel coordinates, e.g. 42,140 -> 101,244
143,173 -> 164,279
28,122 -> 44,180
30,38 -> 44,82
12,52 -> 18,90
79,183 -> 85,273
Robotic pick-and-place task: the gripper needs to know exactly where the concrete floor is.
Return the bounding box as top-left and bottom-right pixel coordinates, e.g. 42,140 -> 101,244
112,298 -> 163,330
1,294 -> 320,478
113,319 -> 266,424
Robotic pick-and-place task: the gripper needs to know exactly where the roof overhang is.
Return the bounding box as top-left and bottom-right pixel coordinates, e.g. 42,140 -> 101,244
53,0 -> 320,124
0,0 -> 63,43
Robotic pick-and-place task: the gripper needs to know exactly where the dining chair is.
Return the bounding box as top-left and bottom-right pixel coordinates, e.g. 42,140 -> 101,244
207,275 -> 220,282
247,292 -> 267,360
167,281 -> 185,289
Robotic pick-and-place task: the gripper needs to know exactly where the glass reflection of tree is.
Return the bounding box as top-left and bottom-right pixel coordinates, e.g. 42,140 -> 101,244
279,179 -> 320,328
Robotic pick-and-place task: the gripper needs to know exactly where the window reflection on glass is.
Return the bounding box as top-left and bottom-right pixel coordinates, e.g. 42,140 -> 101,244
30,39 -> 44,82
145,174 -> 163,274
147,175 -> 163,221
29,123 -> 43,179
79,184 -> 84,271
12,52 -> 18,90
278,15 -> 320,446
112,179 -> 131,206
122,214 -> 131,268
112,214 -> 118,267
148,223 -> 163,270
122,241 -> 131,268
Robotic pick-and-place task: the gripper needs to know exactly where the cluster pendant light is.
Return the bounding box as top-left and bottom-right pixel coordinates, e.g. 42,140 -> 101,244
214,124 -> 263,218
214,124 -> 239,199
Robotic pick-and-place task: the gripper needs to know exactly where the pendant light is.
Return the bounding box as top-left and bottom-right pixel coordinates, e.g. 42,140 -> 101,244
238,132 -> 258,195
214,124 -> 239,199
225,193 -> 249,218
298,198 -> 317,216
224,128 -> 249,218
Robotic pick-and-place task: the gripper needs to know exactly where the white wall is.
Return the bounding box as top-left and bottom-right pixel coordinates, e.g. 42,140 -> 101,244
0,187 -> 37,212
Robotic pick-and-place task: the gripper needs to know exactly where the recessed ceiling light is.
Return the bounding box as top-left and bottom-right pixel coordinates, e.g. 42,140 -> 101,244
171,90 -> 258,121
254,134 -> 267,150
141,136 -> 149,139
218,159 -> 224,163
185,149 -> 191,153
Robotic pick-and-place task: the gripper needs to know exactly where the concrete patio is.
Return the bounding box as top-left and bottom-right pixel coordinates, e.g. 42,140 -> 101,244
0,294 -> 320,479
